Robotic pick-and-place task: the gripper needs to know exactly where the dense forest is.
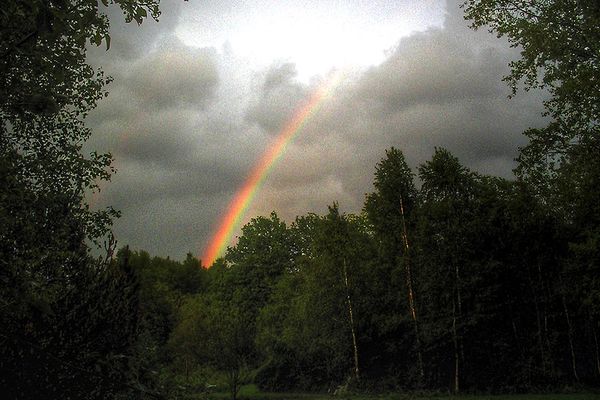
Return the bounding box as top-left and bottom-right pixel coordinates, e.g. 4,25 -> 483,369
104,145 -> 600,397
1,0 -> 599,399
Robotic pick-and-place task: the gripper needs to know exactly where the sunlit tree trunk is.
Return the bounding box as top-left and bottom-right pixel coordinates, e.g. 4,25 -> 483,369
559,275 -> 579,382
399,196 -> 424,382
185,357 -> 189,383
455,260 -> 464,359
342,258 -> 360,382
508,304 -> 528,383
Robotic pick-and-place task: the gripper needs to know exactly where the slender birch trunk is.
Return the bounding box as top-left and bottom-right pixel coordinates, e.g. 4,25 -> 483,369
538,263 -> 557,378
560,290 -> 579,382
343,258 -> 360,381
528,267 -> 547,376
185,357 -> 189,383
450,243 -> 463,393
452,296 -> 460,393
450,228 -> 465,379
455,260 -> 464,362
229,369 -> 239,400
399,196 -> 424,381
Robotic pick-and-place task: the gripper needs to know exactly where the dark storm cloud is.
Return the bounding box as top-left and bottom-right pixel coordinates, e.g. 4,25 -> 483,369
101,155 -> 243,210
88,40 -> 221,168
100,192 -> 225,260
348,25 -> 546,175
245,63 -> 308,134
126,46 -> 219,109
357,33 -> 509,111
117,109 -> 196,164
92,102 -> 258,209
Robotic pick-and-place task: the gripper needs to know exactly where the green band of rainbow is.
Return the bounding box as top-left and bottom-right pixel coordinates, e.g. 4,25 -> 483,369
201,71 -> 343,267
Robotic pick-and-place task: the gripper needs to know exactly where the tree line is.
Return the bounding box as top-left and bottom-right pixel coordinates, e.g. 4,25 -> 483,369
112,145 -> 598,398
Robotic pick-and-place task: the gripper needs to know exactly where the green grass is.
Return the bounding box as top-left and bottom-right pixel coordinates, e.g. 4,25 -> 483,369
202,385 -> 598,400
206,384 -> 319,400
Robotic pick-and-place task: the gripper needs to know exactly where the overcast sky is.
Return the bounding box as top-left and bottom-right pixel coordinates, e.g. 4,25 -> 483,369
86,0 -> 547,262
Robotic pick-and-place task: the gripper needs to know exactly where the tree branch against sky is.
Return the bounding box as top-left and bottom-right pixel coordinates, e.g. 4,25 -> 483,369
463,0 -> 600,144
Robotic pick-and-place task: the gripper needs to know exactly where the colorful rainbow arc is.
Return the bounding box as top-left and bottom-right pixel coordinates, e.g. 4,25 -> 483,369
201,71 -> 344,267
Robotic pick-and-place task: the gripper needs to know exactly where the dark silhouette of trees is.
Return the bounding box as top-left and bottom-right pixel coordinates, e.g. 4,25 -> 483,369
1,1 -> 161,398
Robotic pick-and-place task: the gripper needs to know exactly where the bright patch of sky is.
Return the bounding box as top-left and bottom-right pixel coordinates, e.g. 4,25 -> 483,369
176,0 -> 445,81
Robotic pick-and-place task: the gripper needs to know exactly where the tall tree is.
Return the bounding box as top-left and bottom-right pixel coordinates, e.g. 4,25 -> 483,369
364,147 -> 424,384
306,205 -> 376,386
255,207 -> 378,391
416,148 -> 478,392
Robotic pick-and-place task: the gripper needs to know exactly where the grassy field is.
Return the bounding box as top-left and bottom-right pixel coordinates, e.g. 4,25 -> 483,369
203,384 -> 599,400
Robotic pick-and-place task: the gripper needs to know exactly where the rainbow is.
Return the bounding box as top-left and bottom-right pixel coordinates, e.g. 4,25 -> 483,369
201,71 -> 343,267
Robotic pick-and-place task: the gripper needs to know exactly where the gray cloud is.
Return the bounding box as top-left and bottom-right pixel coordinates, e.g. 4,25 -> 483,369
245,63 -> 308,134
357,33 -> 509,111
126,46 -> 219,109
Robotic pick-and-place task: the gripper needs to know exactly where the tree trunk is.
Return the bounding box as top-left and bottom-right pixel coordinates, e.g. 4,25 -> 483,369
399,196 -> 425,382
529,270 -> 547,376
454,261 -> 464,358
537,263 -> 557,378
452,297 -> 460,393
229,369 -> 239,400
343,258 -> 360,381
560,291 -> 579,382
592,320 -> 600,377
185,357 -> 189,383
450,248 -> 463,393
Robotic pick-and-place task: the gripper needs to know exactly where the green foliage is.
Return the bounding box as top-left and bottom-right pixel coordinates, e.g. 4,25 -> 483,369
238,148 -> 600,392
158,213 -> 300,400
463,0 -> 600,130
365,147 -> 417,253
0,1 -> 164,398
0,0 -> 158,247
0,254 -> 148,399
254,207 -> 378,391
168,290 -> 255,400
463,3 -> 600,388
